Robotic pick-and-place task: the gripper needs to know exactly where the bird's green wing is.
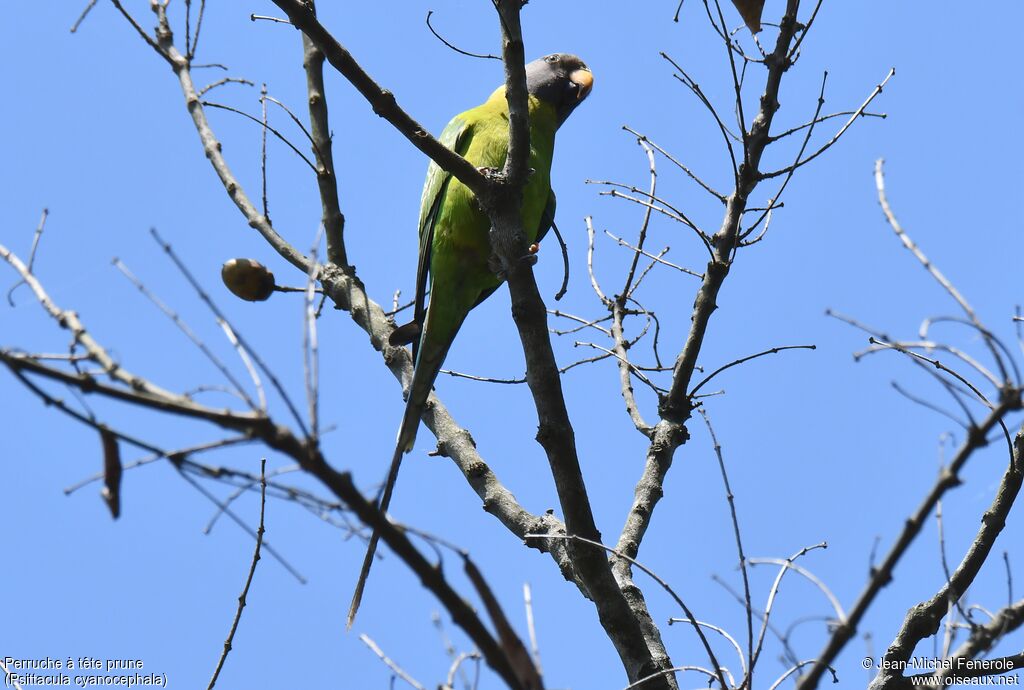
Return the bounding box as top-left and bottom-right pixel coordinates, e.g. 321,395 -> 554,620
412,115 -> 474,362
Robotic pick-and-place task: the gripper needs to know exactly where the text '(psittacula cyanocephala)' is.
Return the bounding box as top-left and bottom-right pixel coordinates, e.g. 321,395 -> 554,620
348,53 -> 593,625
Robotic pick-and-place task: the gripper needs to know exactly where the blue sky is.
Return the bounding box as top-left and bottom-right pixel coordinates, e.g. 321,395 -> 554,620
2,1 -> 1023,688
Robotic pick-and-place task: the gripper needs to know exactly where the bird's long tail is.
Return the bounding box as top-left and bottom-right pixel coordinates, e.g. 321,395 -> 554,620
346,336 -> 450,628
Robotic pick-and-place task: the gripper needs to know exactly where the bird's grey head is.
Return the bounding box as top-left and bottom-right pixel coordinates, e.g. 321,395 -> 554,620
525,53 -> 593,127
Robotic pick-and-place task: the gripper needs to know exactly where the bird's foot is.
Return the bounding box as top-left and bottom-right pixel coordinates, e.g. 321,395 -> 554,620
488,246 -> 540,277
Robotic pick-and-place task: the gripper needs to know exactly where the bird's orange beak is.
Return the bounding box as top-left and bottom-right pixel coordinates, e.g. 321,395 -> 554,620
571,68 -> 593,101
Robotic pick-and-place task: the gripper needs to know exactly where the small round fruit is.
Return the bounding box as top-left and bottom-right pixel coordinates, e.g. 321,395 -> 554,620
221,258 -> 275,302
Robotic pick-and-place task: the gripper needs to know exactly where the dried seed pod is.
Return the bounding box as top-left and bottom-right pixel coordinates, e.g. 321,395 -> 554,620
732,0 -> 764,34
100,427 -> 122,520
221,258 -> 275,302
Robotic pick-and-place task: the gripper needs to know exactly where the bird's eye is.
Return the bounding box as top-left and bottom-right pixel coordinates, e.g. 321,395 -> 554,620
545,54 -> 560,64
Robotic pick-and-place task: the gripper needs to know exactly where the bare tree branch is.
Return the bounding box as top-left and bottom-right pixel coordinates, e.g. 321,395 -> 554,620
300,5 -> 348,267
869,422 -> 1024,689
797,403 -> 1022,690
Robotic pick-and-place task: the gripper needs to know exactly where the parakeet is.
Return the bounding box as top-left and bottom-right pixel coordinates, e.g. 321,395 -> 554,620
348,53 -> 593,625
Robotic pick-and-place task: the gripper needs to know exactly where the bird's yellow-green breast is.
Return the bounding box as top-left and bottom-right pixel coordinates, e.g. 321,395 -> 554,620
430,89 -> 558,293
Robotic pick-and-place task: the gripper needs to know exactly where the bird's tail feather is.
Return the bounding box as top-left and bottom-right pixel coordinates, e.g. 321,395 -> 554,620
346,438 -> 405,629
346,341 -> 450,629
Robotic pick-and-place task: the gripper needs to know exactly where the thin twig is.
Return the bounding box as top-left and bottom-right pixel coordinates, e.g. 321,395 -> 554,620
750,543 -> 829,673
604,231 -> 702,278
6,208 -> 48,307
217,319 -> 267,412
597,186 -> 708,246
523,583 -> 543,677
70,0 -> 98,32
667,617 -> 746,679
189,0 -> 207,60
611,302 -> 654,436
304,226 -> 324,440
748,557 -> 847,623
698,407 -> 754,681
919,316 -> 1020,386
770,660 -> 837,690
868,338 -> 994,410
202,101 -> 317,173
769,109 -> 886,143
619,135 -> 659,300
585,217 -> 611,306
109,0 -> 171,64
425,11 -> 500,60
891,381 -> 967,429
549,310 -> 612,337
439,369 -> 526,385
863,339 -> 1001,391
197,77 -> 255,98
690,344 -> 816,396
260,84 -> 270,220
360,635 -> 426,690
445,651 -> 481,690
622,126 -> 725,202
250,14 -> 292,25
207,459 -> 267,690
574,341 -> 665,395
264,95 -> 318,150
1006,552 -> 1015,607
624,666 -> 721,690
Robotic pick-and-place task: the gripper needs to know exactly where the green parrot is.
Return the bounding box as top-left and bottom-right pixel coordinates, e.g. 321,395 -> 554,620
348,53 -> 593,625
